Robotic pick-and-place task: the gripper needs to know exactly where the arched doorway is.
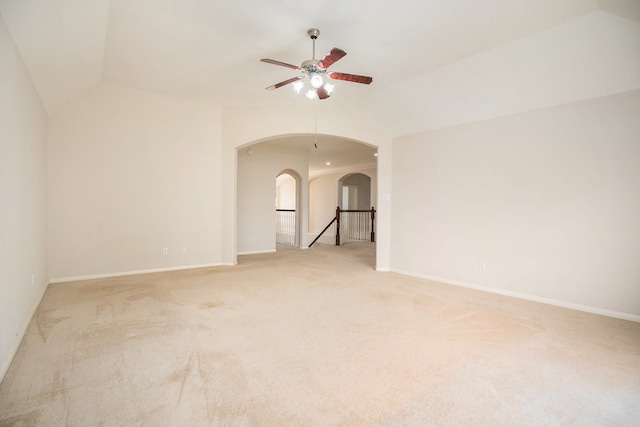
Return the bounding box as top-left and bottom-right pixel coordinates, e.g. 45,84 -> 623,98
333,172 -> 376,246
276,170 -> 300,247
338,173 -> 372,211
234,130 -> 387,268
223,103 -> 392,269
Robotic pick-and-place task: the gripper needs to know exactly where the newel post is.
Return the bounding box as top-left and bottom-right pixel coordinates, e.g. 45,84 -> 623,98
370,207 -> 376,243
335,206 -> 341,246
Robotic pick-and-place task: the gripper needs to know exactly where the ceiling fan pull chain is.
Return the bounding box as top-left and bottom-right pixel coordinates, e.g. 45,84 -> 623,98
314,99 -> 318,148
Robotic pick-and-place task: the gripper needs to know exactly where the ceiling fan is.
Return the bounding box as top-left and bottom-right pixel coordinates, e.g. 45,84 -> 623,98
260,28 -> 373,100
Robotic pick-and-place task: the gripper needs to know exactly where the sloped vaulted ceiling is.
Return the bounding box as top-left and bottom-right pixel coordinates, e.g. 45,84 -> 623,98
1,0 -> 639,137
0,0 -> 110,114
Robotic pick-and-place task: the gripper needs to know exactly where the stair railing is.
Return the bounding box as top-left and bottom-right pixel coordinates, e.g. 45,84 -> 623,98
275,209 -> 296,246
309,207 -> 375,247
309,216 -> 337,247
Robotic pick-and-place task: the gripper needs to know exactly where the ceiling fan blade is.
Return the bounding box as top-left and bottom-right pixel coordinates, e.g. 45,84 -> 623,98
316,86 -> 330,100
329,72 -> 373,85
317,48 -> 346,69
260,58 -> 300,71
266,76 -> 304,91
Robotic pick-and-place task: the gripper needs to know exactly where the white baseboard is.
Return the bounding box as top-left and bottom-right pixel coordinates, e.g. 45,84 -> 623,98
1,282 -> 48,382
390,269 -> 640,323
49,262 -> 232,284
237,249 -> 277,256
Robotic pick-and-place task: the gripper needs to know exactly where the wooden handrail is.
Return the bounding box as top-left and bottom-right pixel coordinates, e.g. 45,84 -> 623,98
336,206 -> 341,245
309,217 -> 337,247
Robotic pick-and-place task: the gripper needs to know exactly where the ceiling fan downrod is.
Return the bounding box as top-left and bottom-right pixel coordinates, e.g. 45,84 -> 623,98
308,28 -> 320,60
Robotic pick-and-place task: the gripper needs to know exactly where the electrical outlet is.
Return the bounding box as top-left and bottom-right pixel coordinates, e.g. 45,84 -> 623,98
162,247 -> 168,256
479,260 -> 486,270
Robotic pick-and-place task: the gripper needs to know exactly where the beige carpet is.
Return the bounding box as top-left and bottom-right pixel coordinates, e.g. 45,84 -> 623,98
1,243 -> 639,426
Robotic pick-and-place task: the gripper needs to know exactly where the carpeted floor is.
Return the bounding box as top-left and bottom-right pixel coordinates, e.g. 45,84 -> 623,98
1,243 -> 639,426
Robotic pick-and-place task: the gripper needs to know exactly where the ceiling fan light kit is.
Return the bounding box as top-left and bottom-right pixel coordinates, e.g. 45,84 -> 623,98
309,72 -> 324,88
261,28 -> 373,100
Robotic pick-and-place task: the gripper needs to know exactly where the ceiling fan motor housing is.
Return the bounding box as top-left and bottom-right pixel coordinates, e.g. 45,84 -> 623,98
301,59 -> 324,75
301,59 -> 328,89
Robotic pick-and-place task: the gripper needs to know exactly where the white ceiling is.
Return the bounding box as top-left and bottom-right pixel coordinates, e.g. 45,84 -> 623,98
1,0 -> 639,140
263,135 -> 377,175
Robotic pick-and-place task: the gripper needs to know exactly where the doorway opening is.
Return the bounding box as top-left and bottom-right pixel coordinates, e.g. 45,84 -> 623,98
236,134 -> 379,261
275,170 -> 300,248
339,173 -> 371,211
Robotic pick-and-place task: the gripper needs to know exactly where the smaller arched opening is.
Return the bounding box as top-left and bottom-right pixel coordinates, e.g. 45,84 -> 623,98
276,169 -> 302,248
338,173 -> 372,211
334,172 -> 376,247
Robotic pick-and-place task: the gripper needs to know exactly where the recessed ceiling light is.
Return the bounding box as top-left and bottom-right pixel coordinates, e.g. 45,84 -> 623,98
374,153 -> 378,157
325,162 -> 331,166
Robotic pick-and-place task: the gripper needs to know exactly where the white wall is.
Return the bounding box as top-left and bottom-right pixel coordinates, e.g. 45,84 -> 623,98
342,173 -> 373,210
47,83 -> 223,280
237,144 -> 308,254
0,16 -> 48,379
391,90 -> 640,320
309,174 -> 339,236
276,174 -> 296,210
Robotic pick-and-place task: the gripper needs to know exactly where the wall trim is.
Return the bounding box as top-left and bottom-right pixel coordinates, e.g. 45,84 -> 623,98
1,283 -> 49,382
237,249 -> 277,256
49,262 -> 233,284
390,269 -> 640,323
